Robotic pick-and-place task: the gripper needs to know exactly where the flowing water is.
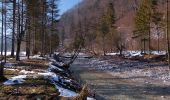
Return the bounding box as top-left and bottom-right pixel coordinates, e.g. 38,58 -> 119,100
71,57 -> 170,100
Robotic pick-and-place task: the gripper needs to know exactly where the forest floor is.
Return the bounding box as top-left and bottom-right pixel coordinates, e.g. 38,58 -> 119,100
0,58 -> 61,100
71,55 -> 170,100
0,55 -> 93,100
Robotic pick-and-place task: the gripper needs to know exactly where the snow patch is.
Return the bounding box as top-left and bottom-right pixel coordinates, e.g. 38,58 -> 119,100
106,51 -> 166,58
20,70 -> 35,74
39,71 -> 77,97
30,55 -> 46,60
4,75 -> 27,85
54,83 -> 78,97
49,63 -> 64,71
4,63 -> 16,68
4,68 -> 19,71
87,97 -> 96,100
106,53 -> 118,56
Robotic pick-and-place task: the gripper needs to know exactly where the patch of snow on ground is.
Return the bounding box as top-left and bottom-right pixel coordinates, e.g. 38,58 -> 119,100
38,71 -> 56,76
106,51 -> 166,58
20,70 -> 35,74
62,52 -> 91,58
123,51 -> 142,58
1,51 -> 26,56
48,63 -> 64,71
39,71 -> 79,97
4,68 -> 19,71
30,55 -> 46,60
3,57 -> 82,97
78,53 -> 92,58
151,51 -> 166,55
54,83 -> 78,97
106,53 -> 118,56
4,63 -> 16,68
4,75 -> 27,85
87,97 -> 96,100
20,56 -> 28,60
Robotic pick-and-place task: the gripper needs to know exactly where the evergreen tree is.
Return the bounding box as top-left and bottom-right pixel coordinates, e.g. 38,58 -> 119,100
134,0 -> 153,54
47,0 -> 59,56
98,2 -> 116,55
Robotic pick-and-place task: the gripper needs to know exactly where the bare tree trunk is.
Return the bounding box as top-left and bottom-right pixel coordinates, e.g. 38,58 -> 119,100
61,27 -> 65,47
102,36 -> 105,56
144,39 -> 146,54
0,0 -> 4,78
50,0 -> 54,57
140,37 -> 143,54
26,16 -> 31,59
157,26 -> 160,53
11,0 -> 16,57
41,2 -> 44,57
148,13 -> 151,55
16,0 -> 24,61
0,60 -> 4,77
33,19 -> 36,54
4,1 -> 7,63
41,1 -> 46,57
1,1 -> 4,56
148,29 -> 151,54
166,0 -> 170,68
16,0 -> 21,61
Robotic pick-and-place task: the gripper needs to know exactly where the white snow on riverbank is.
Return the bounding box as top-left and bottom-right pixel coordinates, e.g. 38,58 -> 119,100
87,97 -> 96,100
106,51 -> 166,57
4,75 -> 27,85
54,83 -> 78,97
1,51 -> 26,56
3,61 -> 79,97
20,70 -> 35,74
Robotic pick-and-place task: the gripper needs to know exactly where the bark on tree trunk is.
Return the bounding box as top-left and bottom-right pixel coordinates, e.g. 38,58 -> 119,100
1,1 -> 4,56
26,18 -> 30,59
4,1 -> 7,63
0,0 -> 4,78
50,0 -> 54,57
0,60 -> 4,78
148,29 -> 151,54
102,36 -> 106,56
41,2 -> 45,57
11,0 -> 16,57
16,0 -> 24,61
16,38 -> 21,61
144,39 -> 146,54
166,0 -> 170,69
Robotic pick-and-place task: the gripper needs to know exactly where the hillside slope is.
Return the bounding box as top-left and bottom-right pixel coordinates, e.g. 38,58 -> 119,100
58,0 -> 167,52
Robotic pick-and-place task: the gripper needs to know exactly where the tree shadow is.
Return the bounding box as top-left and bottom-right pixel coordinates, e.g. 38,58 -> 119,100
0,76 -> 7,82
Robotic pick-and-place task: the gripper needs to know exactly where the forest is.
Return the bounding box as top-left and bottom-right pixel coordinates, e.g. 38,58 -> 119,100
0,0 -> 170,100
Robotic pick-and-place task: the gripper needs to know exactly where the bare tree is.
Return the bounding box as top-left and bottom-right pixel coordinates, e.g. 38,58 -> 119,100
166,0 -> 170,68
0,0 -> 4,79
16,0 -> 25,61
11,0 -> 16,57
4,0 -> 7,63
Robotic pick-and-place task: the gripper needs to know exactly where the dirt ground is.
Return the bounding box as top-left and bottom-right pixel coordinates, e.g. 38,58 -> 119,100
71,56 -> 170,100
0,59 -> 59,100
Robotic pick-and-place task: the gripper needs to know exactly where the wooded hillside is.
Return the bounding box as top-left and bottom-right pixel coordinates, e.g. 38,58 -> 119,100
58,0 -> 168,54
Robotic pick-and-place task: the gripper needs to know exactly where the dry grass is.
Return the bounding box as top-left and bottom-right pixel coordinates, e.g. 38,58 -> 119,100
4,69 -> 20,75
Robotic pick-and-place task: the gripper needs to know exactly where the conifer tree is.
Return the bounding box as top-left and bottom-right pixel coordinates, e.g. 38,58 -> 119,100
98,2 -> 116,55
134,0 -> 153,54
